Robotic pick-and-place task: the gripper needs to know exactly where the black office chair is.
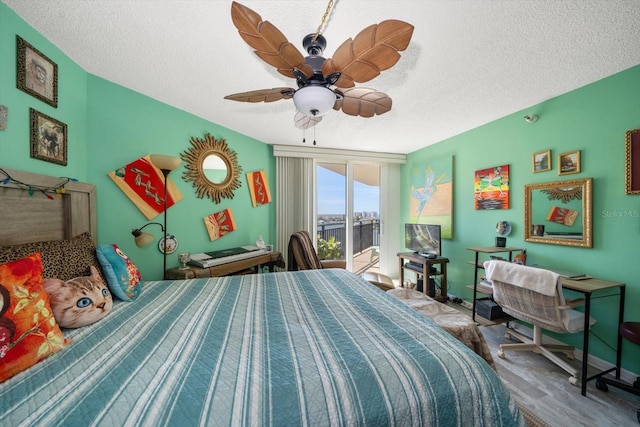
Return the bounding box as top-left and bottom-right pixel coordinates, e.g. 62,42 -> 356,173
595,321 -> 640,423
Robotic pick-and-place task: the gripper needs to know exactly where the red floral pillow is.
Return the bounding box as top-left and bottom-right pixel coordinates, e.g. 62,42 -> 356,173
0,253 -> 70,383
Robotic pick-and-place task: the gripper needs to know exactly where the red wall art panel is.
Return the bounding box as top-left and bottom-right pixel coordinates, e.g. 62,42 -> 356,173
108,154 -> 183,220
246,170 -> 272,207
204,208 -> 236,241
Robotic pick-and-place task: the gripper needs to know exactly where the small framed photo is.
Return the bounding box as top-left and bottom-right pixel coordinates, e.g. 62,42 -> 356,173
30,108 -> 67,166
17,35 -> 58,108
558,150 -> 581,175
532,150 -> 551,173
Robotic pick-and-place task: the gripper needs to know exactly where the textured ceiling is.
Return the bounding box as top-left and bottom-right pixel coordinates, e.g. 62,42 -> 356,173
4,0 -> 640,154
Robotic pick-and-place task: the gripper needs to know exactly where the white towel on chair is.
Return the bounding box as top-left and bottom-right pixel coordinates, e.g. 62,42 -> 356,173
483,260 -> 559,296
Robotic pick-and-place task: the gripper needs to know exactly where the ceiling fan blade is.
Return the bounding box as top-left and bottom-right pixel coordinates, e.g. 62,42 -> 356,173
322,20 -> 414,88
294,112 -> 322,129
224,88 -> 294,103
231,2 -> 314,79
334,88 -> 392,117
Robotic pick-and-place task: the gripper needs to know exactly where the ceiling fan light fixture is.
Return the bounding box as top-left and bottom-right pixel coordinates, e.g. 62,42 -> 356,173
293,86 -> 336,117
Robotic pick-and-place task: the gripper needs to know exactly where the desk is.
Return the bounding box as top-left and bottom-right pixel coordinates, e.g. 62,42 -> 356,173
559,276 -> 626,396
166,251 -> 285,279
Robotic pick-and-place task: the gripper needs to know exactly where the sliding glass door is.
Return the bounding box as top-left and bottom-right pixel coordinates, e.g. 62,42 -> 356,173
316,162 -> 347,264
316,161 -> 381,273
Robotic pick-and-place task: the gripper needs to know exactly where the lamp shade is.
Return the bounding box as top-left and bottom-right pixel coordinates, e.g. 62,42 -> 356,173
149,154 -> 182,172
293,86 -> 337,117
133,231 -> 155,248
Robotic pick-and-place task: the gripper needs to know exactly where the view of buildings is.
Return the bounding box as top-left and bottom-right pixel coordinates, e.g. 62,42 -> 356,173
317,211 -> 379,224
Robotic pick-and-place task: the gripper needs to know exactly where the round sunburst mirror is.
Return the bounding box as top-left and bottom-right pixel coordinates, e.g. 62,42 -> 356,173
180,133 -> 242,204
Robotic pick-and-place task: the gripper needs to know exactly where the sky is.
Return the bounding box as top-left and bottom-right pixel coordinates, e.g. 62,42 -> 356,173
317,166 -> 379,215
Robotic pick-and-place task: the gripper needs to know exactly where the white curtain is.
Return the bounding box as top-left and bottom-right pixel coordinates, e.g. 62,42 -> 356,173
275,156 -> 314,268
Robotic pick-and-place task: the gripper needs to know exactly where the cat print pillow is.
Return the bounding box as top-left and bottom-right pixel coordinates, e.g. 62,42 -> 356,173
43,266 -> 113,328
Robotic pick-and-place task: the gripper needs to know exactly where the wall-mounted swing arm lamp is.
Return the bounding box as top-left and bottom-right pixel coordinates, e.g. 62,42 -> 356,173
130,221 -> 177,280
131,222 -> 165,248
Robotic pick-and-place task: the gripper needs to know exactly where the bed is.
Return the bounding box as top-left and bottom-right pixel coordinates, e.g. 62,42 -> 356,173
0,168 -> 524,426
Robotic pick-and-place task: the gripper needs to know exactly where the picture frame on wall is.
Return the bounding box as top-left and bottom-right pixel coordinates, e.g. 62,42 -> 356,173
17,35 -> 58,108
626,128 -> 640,195
558,150 -> 581,175
474,164 -> 510,210
30,108 -> 67,166
532,150 -> 551,173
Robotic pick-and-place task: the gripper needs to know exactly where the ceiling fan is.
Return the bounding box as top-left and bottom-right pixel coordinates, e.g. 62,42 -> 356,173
224,1 -> 414,131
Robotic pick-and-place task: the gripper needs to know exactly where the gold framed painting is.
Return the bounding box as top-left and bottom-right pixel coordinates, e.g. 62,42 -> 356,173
625,129 -> 640,195
0,105 -> 7,131
558,150 -> 581,175
532,150 -> 551,173
17,36 -> 58,108
30,108 -> 67,166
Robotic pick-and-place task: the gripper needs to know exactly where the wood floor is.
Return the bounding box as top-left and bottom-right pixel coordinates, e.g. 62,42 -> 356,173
479,322 -> 640,426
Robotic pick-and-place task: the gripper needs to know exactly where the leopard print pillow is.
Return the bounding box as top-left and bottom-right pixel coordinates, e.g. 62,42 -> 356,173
0,232 -> 105,282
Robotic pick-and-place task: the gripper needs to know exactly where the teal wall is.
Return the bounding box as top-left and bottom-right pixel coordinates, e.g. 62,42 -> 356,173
0,3 -> 88,179
0,3 -> 276,280
402,65 -> 640,370
86,76 -> 276,280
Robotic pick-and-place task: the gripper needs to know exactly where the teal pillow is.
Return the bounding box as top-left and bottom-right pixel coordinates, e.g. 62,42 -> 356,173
96,244 -> 143,301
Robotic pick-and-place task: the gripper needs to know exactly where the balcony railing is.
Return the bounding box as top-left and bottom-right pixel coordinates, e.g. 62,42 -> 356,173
316,220 -> 379,258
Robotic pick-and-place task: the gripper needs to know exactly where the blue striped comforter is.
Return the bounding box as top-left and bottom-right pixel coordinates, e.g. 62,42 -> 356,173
1,269 -> 523,426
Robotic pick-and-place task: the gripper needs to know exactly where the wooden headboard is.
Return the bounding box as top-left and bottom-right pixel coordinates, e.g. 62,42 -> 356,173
0,167 -> 97,246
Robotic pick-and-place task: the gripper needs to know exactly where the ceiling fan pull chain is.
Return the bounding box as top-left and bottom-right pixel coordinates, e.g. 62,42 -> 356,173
302,128 -> 306,143
313,125 -> 317,146
312,0 -> 334,42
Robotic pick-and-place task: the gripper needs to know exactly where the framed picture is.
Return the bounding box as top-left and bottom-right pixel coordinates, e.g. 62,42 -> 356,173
30,108 -> 67,166
625,128 -> 640,195
532,150 -> 551,173
474,164 -> 509,210
558,150 -> 581,175
17,35 -> 58,108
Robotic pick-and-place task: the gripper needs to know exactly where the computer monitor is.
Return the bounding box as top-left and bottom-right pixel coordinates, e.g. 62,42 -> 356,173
405,223 -> 441,257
